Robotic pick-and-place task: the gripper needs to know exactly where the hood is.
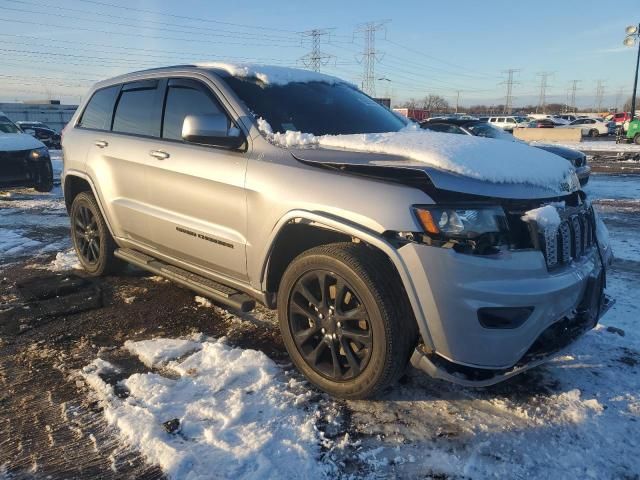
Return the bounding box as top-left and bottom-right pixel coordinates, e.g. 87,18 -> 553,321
289,130 -> 580,200
532,143 -> 583,161
0,133 -> 45,151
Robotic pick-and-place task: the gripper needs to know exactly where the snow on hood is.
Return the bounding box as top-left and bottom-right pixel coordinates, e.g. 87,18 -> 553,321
0,132 -> 44,151
258,121 -> 577,191
198,62 -> 348,86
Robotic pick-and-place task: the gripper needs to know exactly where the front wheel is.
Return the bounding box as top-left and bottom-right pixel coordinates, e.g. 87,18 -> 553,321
34,160 -> 53,192
634,134 -> 640,145
277,243 -> 418,399
70,191 -> 123,276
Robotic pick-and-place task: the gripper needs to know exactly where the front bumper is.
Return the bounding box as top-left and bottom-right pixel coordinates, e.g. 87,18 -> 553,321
399,241 -> 613,376
0,150 -> 51,189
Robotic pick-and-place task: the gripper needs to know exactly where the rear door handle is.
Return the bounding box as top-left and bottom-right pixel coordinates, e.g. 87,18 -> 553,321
94,140 -> 108,148
149,150 -> 170,160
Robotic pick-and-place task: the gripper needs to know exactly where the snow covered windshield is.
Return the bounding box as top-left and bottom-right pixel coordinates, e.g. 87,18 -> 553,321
223,77 -> 406,136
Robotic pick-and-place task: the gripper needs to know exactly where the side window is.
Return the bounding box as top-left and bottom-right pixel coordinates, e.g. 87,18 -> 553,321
162,80 -> 228,141
507,118 -> 515,123
78,86 -> 120,130
112,80 -> 162,137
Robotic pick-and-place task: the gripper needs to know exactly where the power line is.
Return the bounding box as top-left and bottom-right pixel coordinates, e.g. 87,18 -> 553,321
299,28 -> 335,72
536,72 -> 553,114
355,20 -> 389,97
500,69 -> 520,113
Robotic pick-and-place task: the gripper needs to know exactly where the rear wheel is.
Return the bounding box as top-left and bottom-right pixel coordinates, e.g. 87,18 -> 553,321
589,129 -> 599,138
634,133 -> 640,145
70,191 -> 123,276
277,243 -> 418,399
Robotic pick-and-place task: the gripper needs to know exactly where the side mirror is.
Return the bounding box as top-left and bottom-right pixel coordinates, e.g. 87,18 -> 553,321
182,114 -> 244,149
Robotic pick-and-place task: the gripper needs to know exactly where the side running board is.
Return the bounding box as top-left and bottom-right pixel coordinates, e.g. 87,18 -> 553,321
115,248 -> 256,312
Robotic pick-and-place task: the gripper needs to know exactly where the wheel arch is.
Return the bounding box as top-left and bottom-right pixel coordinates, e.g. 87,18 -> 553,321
63,171 -> 117,238
260,210 -> 434,350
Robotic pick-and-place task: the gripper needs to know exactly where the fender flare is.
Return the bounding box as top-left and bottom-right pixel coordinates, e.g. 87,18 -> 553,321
259,210 -> 434,350
63,169 -> 117,239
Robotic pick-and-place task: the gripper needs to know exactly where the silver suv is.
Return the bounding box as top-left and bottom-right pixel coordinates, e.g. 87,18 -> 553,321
62,64 -> 613,399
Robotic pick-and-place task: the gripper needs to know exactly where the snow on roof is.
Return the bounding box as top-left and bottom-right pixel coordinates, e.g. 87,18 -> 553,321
257,121 -> 576,189
197,62 -> 348,86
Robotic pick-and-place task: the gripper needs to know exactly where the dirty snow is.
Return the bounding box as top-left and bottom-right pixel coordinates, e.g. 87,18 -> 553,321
198,62 -> 346,86
47,249 -> 80,271
256,119 -> 576,190
82,337 -> 334,480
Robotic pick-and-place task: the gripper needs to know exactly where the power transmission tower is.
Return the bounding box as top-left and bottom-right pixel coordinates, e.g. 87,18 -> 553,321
569,79 -> 581,114
500,69 -> 520,113
355,20 -> 389,96
536,72 -> 553,114
615,86 -> 625,111
594,80 -> 606,113
454,90 -> 462,113
299,28 -> 335,72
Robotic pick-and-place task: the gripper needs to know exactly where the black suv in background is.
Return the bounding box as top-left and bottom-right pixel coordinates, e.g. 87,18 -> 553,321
421,118 -> 591,186
0,113 -> 53,192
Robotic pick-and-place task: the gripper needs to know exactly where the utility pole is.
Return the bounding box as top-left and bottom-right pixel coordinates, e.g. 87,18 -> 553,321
569,79 -> 580,114
536,72 -> 553,114
594,80 -> 606,113
355,20 -> 389,96
299,28 -> 334,72
499,69 -> 519,114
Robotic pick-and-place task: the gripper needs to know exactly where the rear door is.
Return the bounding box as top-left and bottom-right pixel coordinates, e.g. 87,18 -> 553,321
83,80 -> 163,247
143,77 -> 249,279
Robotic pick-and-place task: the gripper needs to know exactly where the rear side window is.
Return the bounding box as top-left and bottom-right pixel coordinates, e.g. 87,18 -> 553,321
162,81 -> 227,141
113,81 -> 162,137
78,86 -> 119,130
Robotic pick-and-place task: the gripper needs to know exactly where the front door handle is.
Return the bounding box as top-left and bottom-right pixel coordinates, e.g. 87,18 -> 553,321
149,150 -> 170,160
94,140 -> 108,148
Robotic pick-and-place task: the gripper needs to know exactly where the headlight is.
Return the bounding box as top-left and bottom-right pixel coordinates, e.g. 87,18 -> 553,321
29,147 -> 48,159
413,205 -> 508,254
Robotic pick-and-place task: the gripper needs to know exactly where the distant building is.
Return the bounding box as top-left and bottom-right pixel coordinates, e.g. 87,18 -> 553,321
0,100 -> 77,132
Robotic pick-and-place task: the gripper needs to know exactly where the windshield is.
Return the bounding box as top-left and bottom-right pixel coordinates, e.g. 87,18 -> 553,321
467,122 -> 513,139
0,116 -> 21,134
223,77 -> 406,136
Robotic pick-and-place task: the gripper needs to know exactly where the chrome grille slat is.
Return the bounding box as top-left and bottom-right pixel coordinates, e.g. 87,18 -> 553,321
538,207 -> 594,269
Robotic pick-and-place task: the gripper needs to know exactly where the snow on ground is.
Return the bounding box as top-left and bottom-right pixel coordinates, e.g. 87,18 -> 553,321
551,140 -> 640,153
82,336 -> 336,480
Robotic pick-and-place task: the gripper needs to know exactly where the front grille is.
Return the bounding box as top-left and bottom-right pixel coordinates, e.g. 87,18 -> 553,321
0,149 -> 30,180
539,207 -> 595,269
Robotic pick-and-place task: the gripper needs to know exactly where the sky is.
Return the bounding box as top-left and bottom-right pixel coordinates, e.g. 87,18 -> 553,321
0,0 -> 638,110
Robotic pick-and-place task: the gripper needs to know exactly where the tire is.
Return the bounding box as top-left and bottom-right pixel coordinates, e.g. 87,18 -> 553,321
634,134 -> 640,145
70,191 -> 123,276
277,242 -> 418,399
34,160 -> 53,192
589,129 -> 599,138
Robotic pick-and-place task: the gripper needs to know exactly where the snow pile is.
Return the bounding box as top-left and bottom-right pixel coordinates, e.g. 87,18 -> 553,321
520,203 -> 564,232
124,337 -> 202,368
48,249 -> 81,271
198,62 -> 346,86
82,337 -> 333,479
256,119 -> 575,189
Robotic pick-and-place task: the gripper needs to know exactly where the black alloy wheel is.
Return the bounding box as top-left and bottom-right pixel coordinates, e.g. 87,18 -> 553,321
288,269 -> 373,381
73,204 -> 101,265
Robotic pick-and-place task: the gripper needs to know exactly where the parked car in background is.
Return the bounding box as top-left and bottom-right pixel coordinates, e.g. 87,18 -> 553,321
526,118 -> 559,128
421,118 -> 591,185
562,118 -> 609,137
612,112 -> 632,126
15,120 -> 56,132
0,112 -> 53,192
62,64 -> 611,398
554,114 -> 577,123
20,125 -> 62,149
487,115 -> 529,131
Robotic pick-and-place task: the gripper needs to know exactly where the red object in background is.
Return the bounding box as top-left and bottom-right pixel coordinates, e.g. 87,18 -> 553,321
393,108 -> 430,122
612,112 -> 632,124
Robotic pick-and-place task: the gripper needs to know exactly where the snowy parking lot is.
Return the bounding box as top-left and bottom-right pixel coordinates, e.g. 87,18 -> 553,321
1,152 -> 639,479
